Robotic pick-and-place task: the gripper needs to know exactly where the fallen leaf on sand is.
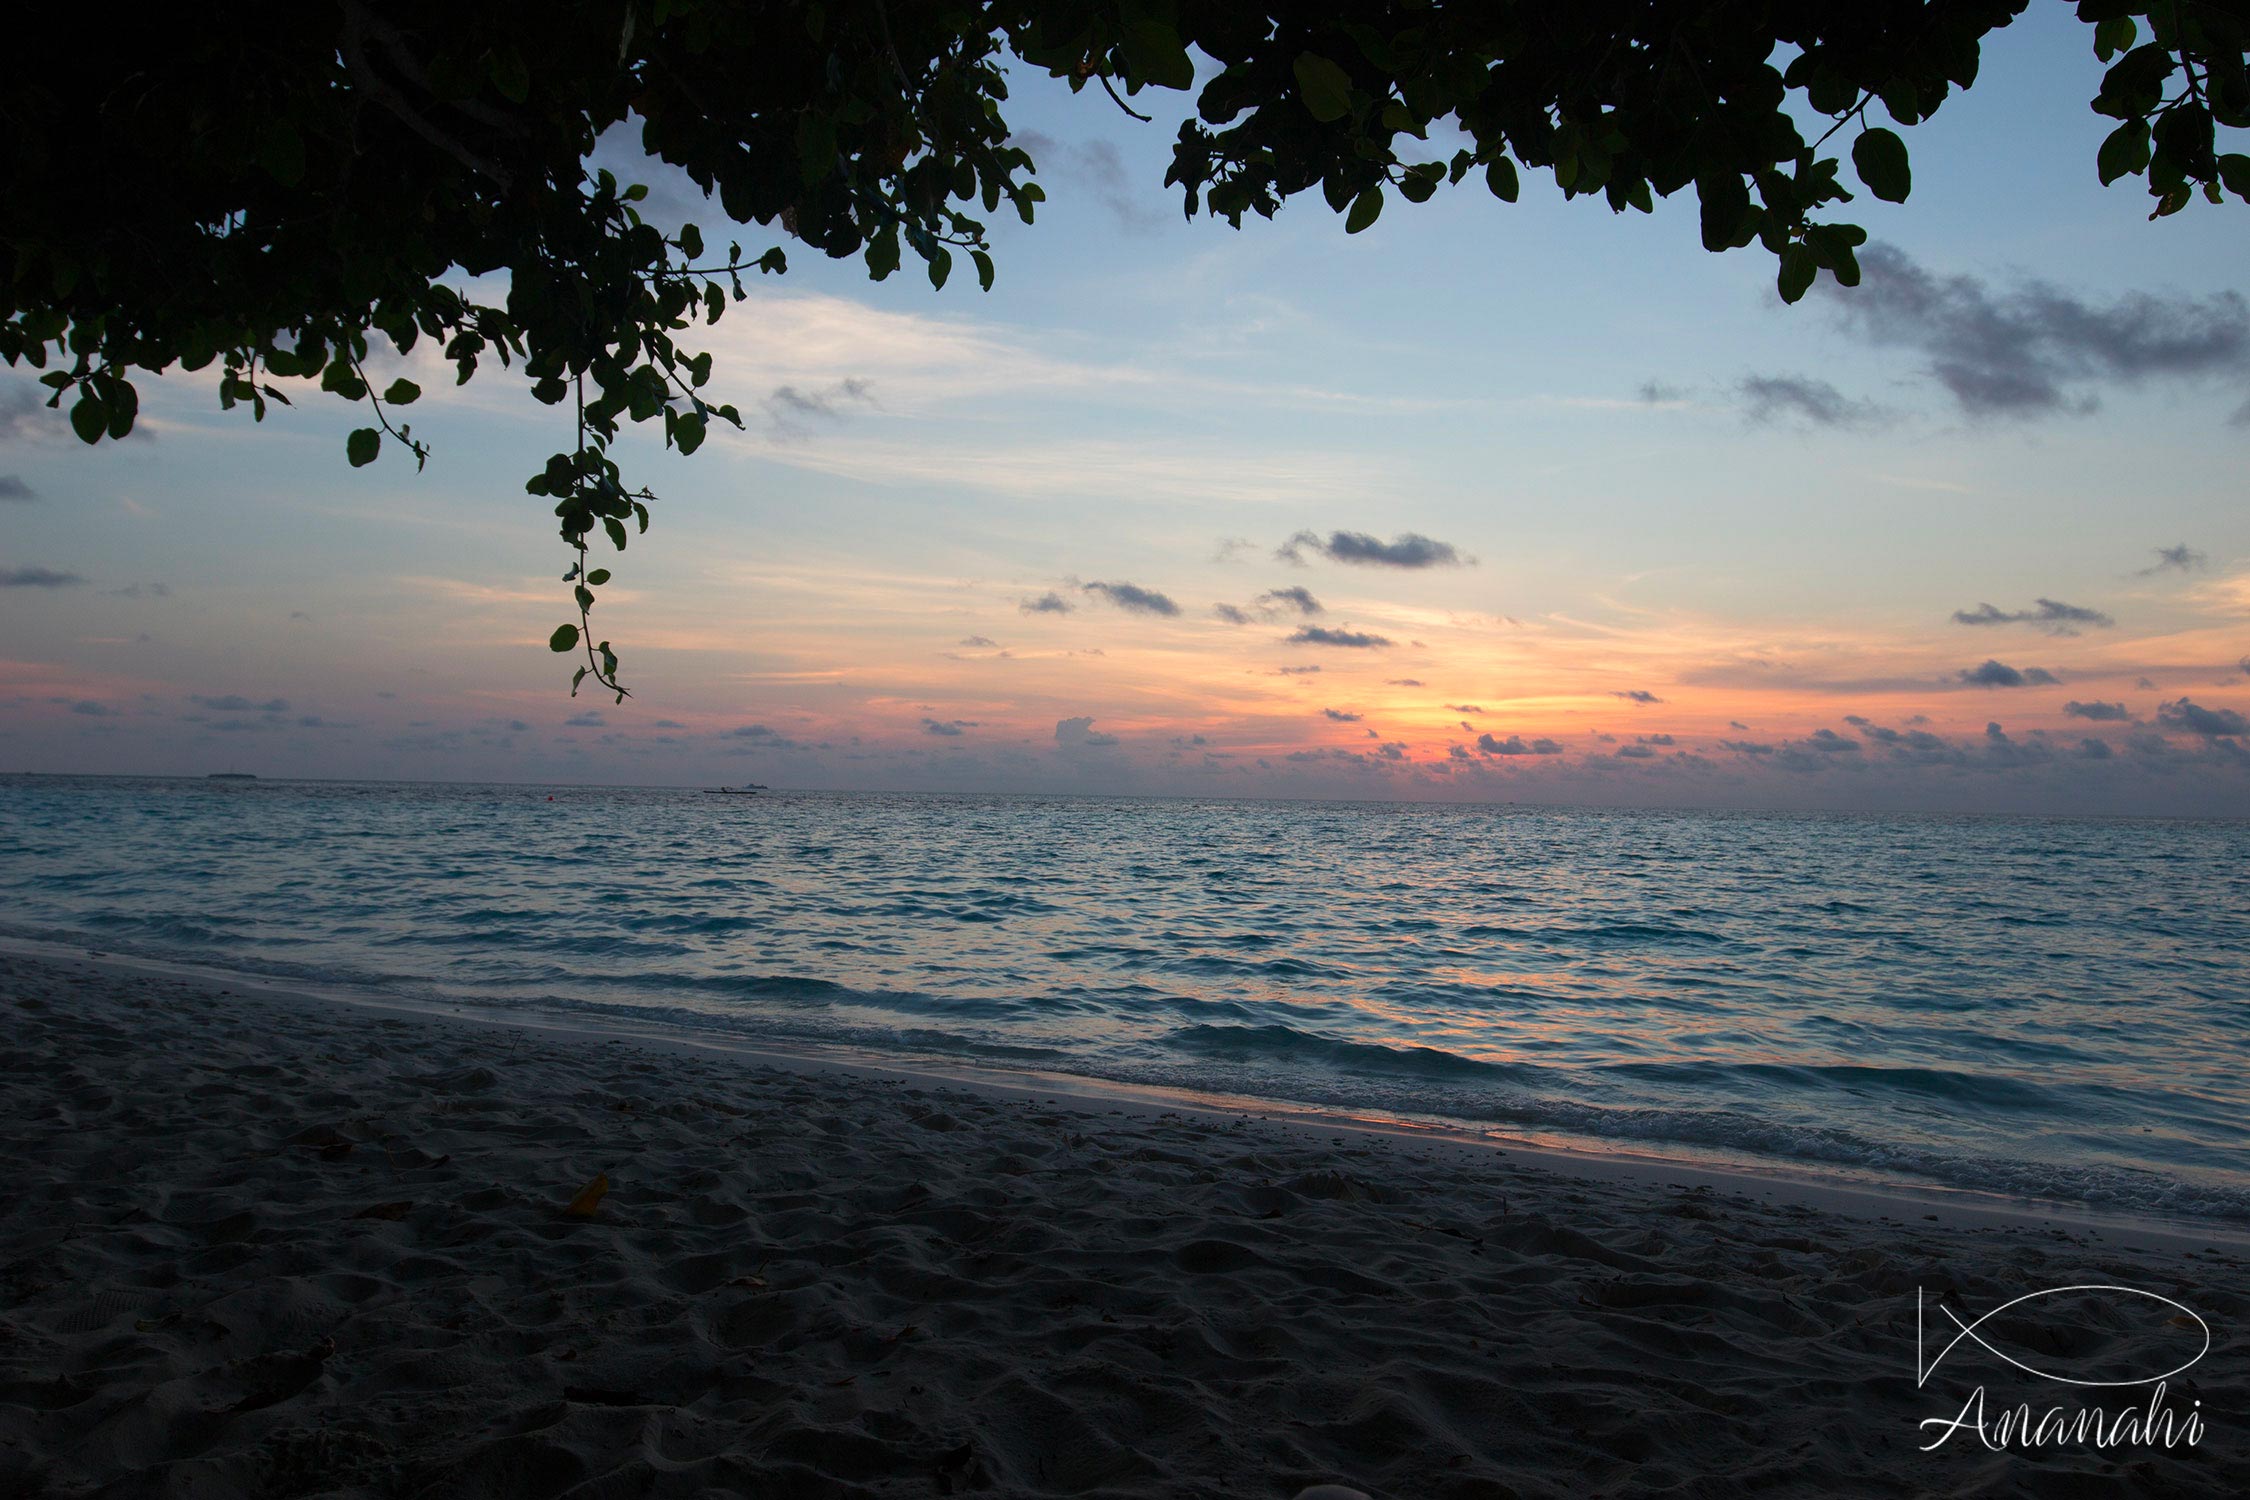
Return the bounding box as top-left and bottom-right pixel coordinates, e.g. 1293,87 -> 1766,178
563,1175 -> 610,1218
351,1201 -> 413,1221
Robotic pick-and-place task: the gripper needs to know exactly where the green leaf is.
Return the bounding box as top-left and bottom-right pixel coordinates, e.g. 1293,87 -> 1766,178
602,516 -> 629,550
797,113 -> 836,184
1852,127 -> 1911,203
1293,53 -> 1354,124
383,379 -> 421,406
549,624 -> 580,653
258,122 -> 306,187
2099,121 -> 2152,185
586,568 -> 611,585
69,393 -> 108,445
1120,20 -> 1194,91
1485,157 -> 1520,203
1345,186 -> 1383,233
2093,15 -> 2136,62
489,48 -> 531,104
866,224 -> 900,280
1777,244 -> 1817,304
346,427 -> 380,467
927,244 -> 952,290
1697,172 -> 1750,252
972,248 -> 994,292
571,665 -> 589,694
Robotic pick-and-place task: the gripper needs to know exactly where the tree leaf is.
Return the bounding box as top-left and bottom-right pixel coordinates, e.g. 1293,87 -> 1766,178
1120,20 -> 1194,91
383,379 -> 421,406
549,623 -> 580,652
563,1175 -> 610,1218
69,393 -> 109,444
1293,53 -> 1354,123
1777,244 -> 1817,304
346,427 -> 380,467
1485,157 -> 1520,203
586,567 -> 611,585
1852,127 -> 1911,203
1344,186 -> 1384,233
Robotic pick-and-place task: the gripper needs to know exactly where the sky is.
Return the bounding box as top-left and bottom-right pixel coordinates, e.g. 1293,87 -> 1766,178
4,9 -> 2248,814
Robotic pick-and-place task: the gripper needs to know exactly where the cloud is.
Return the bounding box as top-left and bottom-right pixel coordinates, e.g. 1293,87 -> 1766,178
1257,586 -> 1323,616
1385,678 -> 1424,687
70,700 -> 116,716
1212,603 -> 1252,625
763,377 -> 873,434
2140,544 -> 2208,575
1277,530 -> 1471,568
1445,704 -> 1484,714
1738,374 -> 1882,427
1020,591 -> 1074,614
1957,660 -> 2058,688
957,635 -> 998,648
107,581 -> 171,599
1612,689 -> 1663,704
1477,732 -> 1562,756
1212,536 -> 1256,563
2156,698 -> 2248,737
1082,580 -> 1180,616
1289,625 -> 1391,648
1274,664 -> 1322,675
190,694 -> 289,713
0,476 -> 32,502
0,566 -> 85,588
1614,743 -> 1658,758
1010,132 -> 1161,231
1805,728 -> 1862,753
1823,243 -> 2250,418
1054,715 -> 1118,749
1950,598 -> 2115,634
564,711 -> 606,728
1322,708 -> 1362,722
724,724 -> 778,739
1720,739 -> 1776,755
1638,380 -> 1687,404
922,717 -> 974,736
2063,700 -> 2133,722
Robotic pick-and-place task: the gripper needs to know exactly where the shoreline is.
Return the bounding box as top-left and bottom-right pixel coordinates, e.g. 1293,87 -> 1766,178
6,934 -> 2242,1257
4,945 -> 2245,1496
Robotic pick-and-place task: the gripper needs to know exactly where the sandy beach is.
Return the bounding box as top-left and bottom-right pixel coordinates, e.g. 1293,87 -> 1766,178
2,946 -> 2243,1498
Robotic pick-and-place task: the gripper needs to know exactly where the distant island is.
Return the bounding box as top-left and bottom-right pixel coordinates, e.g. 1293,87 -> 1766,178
206,772 -> 257,780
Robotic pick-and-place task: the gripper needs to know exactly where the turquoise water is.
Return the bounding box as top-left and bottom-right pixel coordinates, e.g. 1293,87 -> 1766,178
3,775 -> 2245,1221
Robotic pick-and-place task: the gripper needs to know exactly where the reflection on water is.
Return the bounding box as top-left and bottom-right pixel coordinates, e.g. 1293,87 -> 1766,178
3,776 -> 2246,1220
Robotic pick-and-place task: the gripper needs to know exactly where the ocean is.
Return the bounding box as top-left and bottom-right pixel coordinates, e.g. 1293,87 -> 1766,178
4,775 -> 2245,1223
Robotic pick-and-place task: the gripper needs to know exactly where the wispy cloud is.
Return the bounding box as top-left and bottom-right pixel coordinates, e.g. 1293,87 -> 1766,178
1082,580 -> 1180,616
0,566 -> 85,588
1951,598 -> 2114,635
1739,374 -> 1884,428
1958,659 -> 2060,688
2139,544 -> 2208,575
1822,244 -> 2250,418
1289,625 -> 1391,648
1277,530 -> 1472,568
